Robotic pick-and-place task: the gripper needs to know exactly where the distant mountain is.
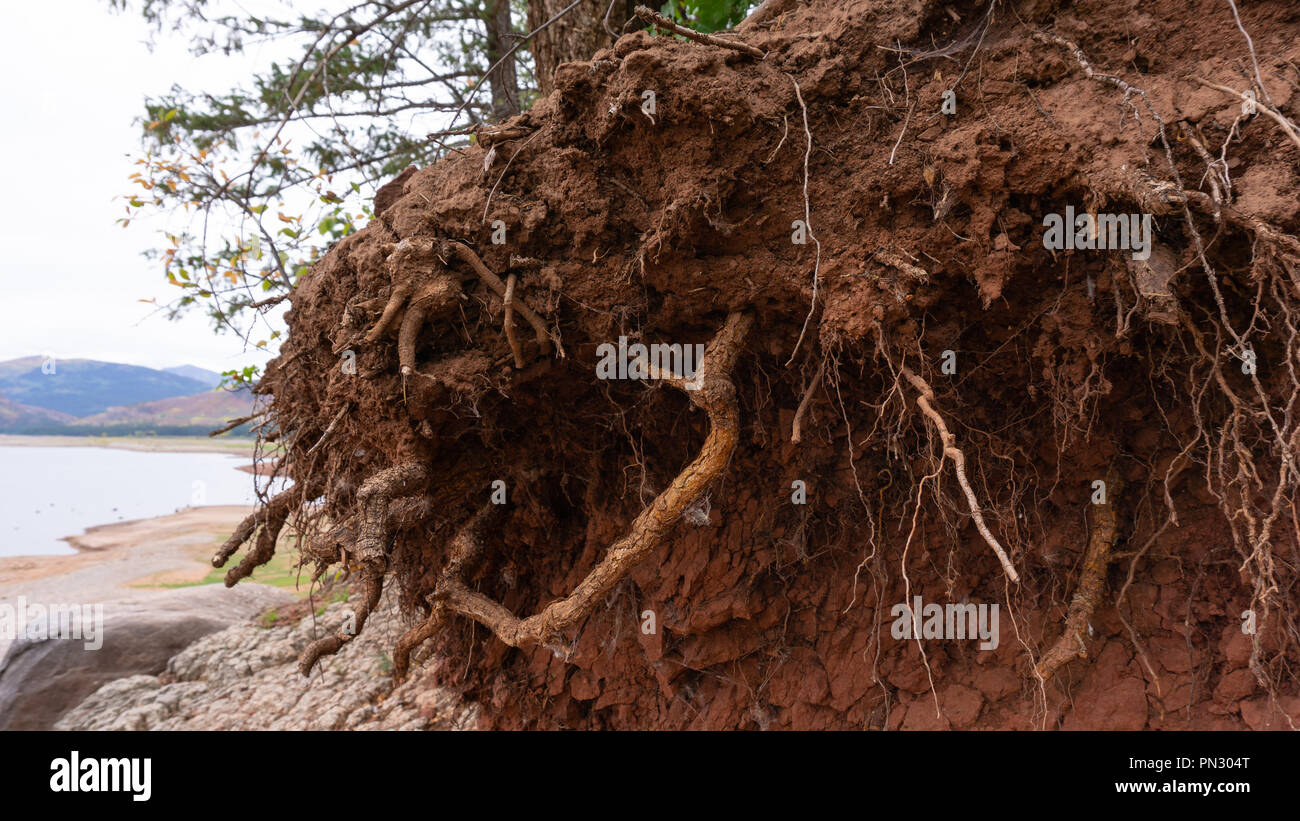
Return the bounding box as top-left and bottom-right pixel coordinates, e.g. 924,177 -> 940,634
0,395 -> 77,429
0,357 -> 210,417
78,388 -> 252,429
163,364 -> 226,389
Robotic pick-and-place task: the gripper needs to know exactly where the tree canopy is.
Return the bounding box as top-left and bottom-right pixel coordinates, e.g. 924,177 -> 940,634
113,0 -> 753,384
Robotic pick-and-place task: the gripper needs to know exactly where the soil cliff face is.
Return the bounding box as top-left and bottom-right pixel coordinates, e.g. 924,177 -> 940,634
219,0 -> 1300,729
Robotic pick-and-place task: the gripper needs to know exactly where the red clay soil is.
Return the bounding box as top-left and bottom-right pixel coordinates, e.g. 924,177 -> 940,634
226,0 -> 1300,728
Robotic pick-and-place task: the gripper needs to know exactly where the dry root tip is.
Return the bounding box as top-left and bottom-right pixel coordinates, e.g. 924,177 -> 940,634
212,486 -> 304,569
299,576 -> 384,676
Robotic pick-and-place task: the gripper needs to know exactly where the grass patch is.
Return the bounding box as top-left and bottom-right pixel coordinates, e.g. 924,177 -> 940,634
192,548 -> 312,594
149,539 -> 313,597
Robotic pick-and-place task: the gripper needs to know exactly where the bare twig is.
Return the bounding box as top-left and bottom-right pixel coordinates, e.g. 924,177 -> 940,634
209,411 -> 264,437
305,404 -> 348,457
634,5 -> 766,59
440,0 -> 586,132
249,293 -> 289,310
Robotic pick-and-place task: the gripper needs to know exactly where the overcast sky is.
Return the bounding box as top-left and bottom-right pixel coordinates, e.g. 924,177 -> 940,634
0,0 -> 281,374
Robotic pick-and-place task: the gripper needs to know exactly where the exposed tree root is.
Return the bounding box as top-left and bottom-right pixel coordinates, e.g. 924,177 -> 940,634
212,1 -> 1300,727
397,276 -> 462,375
874,250 -> 930,282
299,574 -> 384,676
899,364 -> 1021,583
441,239 -> 553,358
298,461 -> 430,675
212,485 -> 305,573
436,311 -> 752,651
354,461 -> 430,568
365,280 -> 414,343
1191,75 -> 1300,156
1036,473 -> 1124,682
392,503 -> 501,680
502,273 -> 525,368
476,124 -> 534,148
791,357 -> 824,444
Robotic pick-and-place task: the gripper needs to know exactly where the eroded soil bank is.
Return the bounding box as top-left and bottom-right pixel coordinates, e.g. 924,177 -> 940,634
222,0 -> 1300,729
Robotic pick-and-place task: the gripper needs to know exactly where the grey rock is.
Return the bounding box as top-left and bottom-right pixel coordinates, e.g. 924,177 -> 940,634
55,591 -> 477,731
0,583 -> 293,730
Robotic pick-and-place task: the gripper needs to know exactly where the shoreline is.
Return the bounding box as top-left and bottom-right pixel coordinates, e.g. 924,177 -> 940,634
58,505 -> 249,554
0,506 -> 255,608
0,433 -> 254,456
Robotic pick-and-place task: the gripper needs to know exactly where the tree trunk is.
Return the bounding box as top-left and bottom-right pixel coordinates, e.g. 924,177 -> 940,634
485,0 -> 521,120
527,0 -> 632,97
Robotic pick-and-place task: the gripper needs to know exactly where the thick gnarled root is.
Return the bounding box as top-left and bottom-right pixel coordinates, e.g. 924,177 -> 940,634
1036,474 -> 1125,682
364,238 -> 551,375
392,503 -> 501,680
297,461 -> 431,675
299,575 -> 384,676
212,486 -> 306,586
434,311 -> 752,652
441,239 -> 553,358
396,276 -> 461,375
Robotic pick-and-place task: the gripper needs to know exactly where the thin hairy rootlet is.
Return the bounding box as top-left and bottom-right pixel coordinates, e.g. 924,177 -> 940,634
214,0 -> 1300,728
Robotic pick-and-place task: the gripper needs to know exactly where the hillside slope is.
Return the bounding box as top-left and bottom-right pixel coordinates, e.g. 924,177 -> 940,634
76,389 -> 252,429
0,358 -> 209,417
0,396 -> 76,429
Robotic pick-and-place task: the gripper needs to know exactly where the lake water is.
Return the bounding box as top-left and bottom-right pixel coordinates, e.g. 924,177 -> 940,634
0,445 -> 273,557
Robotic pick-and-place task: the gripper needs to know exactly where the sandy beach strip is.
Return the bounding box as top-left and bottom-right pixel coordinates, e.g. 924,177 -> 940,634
0,506 -> 254,604
0,433 -> 255,456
